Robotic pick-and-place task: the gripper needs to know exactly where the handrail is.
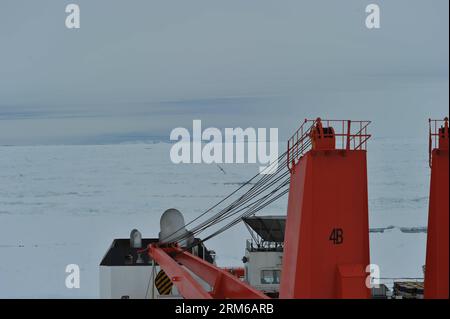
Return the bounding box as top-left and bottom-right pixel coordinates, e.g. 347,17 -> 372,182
429,117 -> 449,168
287,118 -> 371,172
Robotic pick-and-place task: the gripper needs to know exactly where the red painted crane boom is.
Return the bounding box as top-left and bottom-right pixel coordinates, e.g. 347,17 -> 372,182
148,245 -> 269,299
148,245 -> 212,299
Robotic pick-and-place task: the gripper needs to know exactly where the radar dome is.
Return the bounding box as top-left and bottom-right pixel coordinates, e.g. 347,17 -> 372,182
159,208 -> 193,247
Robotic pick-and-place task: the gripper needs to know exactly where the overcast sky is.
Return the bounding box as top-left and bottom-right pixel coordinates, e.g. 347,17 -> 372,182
0,0 -> 448,145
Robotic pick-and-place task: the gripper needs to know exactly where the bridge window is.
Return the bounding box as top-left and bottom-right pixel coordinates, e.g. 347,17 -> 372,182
261,270 -> 281,284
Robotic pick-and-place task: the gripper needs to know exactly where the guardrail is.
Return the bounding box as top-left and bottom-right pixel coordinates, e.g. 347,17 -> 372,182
287,118 -> 371,171
428,117 -> 449,168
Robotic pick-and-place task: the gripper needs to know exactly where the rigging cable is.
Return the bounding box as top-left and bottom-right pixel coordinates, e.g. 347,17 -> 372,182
159,121 -> 316,247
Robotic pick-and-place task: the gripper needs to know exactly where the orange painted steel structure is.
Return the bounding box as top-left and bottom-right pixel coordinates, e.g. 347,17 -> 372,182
280,118 -> 371,299
149,245 -> 212,299
148,245 -> 269,299
424,118 -> 449,299
223,267 -> 246,279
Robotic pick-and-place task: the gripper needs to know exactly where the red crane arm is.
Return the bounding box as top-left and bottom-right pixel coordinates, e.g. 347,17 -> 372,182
149,244 -> 212,299
148,245 -> 269,299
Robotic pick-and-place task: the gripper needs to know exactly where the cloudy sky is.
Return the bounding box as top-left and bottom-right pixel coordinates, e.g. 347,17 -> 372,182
0,0 -> 448,144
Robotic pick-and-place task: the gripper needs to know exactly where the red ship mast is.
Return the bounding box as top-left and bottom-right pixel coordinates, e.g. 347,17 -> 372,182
424,117 -> 449,299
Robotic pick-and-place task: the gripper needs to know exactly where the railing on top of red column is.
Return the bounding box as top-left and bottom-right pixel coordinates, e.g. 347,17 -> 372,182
429,117 -> 449,168
287,118 -> 371,172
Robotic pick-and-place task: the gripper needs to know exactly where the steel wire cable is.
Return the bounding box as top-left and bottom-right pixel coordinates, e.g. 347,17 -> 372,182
174,161 -> 290,241
158,149 -> 288,243
159,130 -> 313,247
182,183 -> 290,251
178,139 -> 310,238
175,174 -> 291,243
169,154 -> 292,243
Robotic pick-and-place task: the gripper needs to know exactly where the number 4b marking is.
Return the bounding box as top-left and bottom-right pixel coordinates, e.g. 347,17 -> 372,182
329,228 -> 343,245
